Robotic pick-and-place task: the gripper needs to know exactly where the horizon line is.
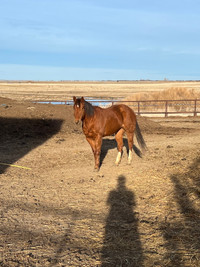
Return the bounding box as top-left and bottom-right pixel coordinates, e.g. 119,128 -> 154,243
0,79 -> 200,83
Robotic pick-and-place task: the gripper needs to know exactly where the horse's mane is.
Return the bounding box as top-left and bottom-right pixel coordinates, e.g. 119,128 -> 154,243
84,100 -> 94,117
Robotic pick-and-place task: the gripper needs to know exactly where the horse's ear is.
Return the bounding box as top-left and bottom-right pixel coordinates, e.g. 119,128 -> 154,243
73,96 -> 76,102
80,97 -> 85,104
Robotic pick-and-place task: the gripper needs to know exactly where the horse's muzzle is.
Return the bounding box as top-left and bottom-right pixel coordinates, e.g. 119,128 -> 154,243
75,120 -> 80,124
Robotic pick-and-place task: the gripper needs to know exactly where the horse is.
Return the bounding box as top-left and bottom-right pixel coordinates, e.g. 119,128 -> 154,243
73,96 -> 146,171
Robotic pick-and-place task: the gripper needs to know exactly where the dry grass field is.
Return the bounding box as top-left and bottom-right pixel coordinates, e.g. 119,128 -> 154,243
1,80 -> 200,101
0,82 -> 200,266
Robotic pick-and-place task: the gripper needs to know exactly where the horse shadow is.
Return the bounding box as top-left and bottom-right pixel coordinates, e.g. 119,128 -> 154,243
100,137 -> 142,167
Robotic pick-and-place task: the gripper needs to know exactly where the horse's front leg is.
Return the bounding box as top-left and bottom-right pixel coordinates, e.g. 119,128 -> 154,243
93,135 -> 102,171
86,135 -> 102,171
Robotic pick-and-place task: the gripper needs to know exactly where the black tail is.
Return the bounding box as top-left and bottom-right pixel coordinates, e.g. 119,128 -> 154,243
135,120 -> 147,152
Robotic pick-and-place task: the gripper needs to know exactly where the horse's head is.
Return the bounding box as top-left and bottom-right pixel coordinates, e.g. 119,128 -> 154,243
73,96 -> 85,124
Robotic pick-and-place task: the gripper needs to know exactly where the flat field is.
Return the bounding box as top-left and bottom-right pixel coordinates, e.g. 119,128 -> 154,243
1,80 -> 200,101
0,82 -> 200,266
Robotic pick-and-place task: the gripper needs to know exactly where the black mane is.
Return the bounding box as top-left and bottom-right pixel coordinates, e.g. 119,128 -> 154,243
84,100 -> 94,117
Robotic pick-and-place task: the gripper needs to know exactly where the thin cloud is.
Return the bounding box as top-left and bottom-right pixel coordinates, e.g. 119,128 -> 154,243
0,0 -> 200,80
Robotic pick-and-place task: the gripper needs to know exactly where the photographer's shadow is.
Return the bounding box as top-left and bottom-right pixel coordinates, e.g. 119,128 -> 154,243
101,175 -> 143,266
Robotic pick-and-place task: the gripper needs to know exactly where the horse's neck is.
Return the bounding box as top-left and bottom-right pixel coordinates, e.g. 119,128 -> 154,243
82,107 -> 96,127
82,113 -> 93,124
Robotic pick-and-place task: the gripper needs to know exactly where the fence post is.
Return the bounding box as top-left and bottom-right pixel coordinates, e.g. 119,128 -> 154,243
165,101 -> 168,117
138,101 -> 140,115
194,99 -> 197,116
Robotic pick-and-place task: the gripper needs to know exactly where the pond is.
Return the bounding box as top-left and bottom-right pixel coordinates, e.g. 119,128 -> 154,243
35,98 -> 120,107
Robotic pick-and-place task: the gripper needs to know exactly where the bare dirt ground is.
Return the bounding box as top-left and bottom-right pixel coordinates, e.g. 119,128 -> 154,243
0,96 -> 200,266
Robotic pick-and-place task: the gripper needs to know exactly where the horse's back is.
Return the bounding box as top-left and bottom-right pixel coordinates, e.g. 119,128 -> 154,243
100,104 -> 136,135
96,105 -> 123,135
110,104 -> 136,120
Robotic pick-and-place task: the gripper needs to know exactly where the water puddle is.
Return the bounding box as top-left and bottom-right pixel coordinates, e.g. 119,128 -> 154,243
35,98 -> 119,107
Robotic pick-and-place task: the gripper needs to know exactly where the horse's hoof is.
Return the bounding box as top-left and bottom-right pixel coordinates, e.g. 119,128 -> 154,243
94,167 -> 99,172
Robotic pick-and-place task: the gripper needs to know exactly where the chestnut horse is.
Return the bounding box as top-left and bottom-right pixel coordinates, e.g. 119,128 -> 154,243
73,97 -> 146,171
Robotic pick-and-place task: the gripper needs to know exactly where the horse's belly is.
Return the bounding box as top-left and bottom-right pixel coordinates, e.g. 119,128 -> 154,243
103,122 -> 121,136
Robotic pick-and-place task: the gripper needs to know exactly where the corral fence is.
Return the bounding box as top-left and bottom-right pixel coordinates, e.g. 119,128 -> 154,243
35,99 -> 200,117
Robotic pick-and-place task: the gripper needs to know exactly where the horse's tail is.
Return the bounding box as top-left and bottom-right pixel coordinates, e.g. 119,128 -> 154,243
135,120 -> 147,152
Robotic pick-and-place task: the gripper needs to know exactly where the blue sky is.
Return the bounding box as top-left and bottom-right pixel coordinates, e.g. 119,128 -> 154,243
0,0 -> 199,81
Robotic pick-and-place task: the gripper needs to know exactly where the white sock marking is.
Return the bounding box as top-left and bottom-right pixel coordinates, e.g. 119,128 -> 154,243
115,152 -> 122,165
128,150 -> 133,164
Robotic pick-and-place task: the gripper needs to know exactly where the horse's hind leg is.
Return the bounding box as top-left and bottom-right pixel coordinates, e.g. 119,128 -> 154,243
115,129 -> 124,165
126,131 -> 134,164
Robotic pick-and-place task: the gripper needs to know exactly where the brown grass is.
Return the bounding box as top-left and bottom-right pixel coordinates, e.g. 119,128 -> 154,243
123,88 -> 200,115
124,87 -> 200,102
1,81 -> 200,101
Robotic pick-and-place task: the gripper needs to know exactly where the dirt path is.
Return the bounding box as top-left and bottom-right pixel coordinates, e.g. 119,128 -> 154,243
0,97 -> 200,266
